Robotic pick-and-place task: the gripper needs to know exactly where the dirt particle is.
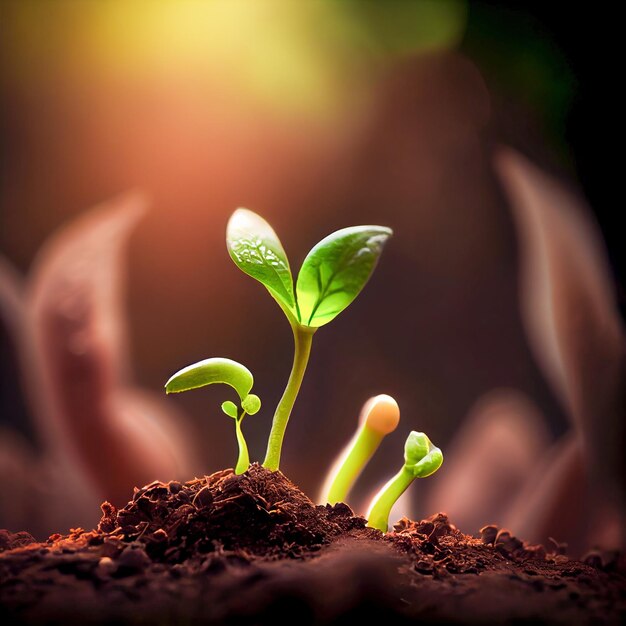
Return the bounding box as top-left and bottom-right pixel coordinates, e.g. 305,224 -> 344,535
479,524 -> 498,545
0,530 -> 35,552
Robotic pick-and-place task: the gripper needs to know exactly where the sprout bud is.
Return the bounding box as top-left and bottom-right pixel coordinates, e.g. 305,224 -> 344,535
319,395 -> 401,506
361,394 -> 400,435
366,430 -> 443,532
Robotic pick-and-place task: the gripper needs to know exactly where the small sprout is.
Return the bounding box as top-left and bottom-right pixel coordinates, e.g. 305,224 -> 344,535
366,431 -> 443,532
319,394 -> 400,505
227,208 -> 392,471
165,358 -> 261,475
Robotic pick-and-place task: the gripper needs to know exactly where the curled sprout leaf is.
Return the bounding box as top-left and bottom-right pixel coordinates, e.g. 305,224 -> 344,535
165,357 -> 260,474
165,357 -> 253,401
227,208 -> 297,318
366,431 -> 443,532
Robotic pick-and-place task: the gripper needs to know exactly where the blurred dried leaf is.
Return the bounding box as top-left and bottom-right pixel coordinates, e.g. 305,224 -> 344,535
21,192 -> 194,506
425,389 -> 549,534
496,147 -> 625,550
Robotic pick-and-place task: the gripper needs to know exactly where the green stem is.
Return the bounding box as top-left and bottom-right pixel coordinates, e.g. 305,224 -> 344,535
326,427 -> 382,505
263,323 -> 315,471
234,412 -> 249,475
367,465 -> 414,532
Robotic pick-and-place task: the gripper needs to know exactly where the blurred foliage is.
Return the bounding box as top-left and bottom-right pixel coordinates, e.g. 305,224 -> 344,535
462,4 -> 575,154
0,1 -> 574,155
338,0 -> 467,56
0,0 -> 466,117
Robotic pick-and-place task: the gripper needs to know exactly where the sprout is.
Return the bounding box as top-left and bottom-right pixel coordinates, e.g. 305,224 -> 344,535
366,431 -> 443,532
227,208 -> 392,471
319,394 -> 400,505
165,358 -> 260,474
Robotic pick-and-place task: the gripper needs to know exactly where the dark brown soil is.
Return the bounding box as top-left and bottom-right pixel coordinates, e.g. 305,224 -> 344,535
1,464 -> 624,625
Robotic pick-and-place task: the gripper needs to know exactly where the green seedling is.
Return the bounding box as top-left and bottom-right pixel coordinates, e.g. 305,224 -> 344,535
366,431 -> 443,532
165,357 -> 261,474
227,208 -> 391,471
320,394 -> 400,505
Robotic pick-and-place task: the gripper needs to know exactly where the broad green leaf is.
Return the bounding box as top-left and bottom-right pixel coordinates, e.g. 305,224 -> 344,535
296,226 -> 392,327
221,401 -> 238,418
227,208 -> 296,316
242,393 -> 261,415
165,357 -> 253,400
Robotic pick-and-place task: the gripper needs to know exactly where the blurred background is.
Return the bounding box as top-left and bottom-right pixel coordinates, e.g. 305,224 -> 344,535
0,1 -> 623,556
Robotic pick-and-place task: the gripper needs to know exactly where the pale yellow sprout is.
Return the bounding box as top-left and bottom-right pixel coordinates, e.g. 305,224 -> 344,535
319,394 -> 400,505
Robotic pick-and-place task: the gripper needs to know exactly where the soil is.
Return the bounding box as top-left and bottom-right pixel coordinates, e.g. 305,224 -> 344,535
1,463 -> 624,625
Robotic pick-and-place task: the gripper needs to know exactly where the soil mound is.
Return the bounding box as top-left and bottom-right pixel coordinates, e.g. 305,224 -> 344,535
99,463 -> 370,560
1,464 -> 624,625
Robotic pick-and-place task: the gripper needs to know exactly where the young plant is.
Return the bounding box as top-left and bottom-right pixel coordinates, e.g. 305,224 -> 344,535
366,431 -> 443,532
227,208 -> 392,471
165,358 -> 261,474
319,394 -> 400,505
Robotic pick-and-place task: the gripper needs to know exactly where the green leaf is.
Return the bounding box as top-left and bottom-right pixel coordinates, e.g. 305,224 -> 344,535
165,357 -> 254,400
404,431 -> 443,478
241,393 -> 261,415
221,401 -> 238,418
227,208 -> 296,316
296,225 -> 392,327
